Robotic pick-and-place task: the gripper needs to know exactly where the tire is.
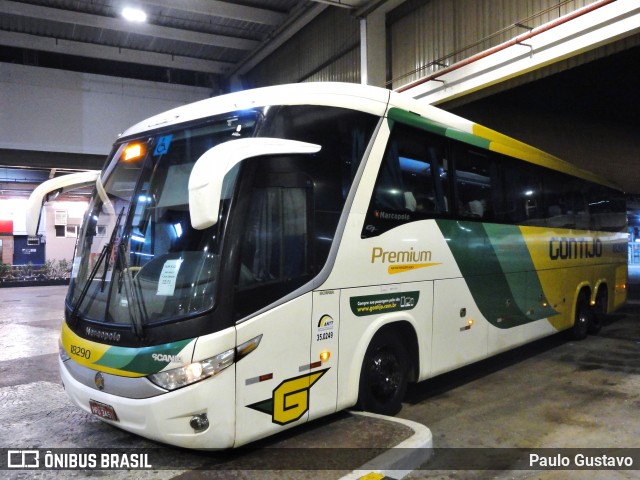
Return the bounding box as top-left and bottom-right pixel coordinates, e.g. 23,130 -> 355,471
567,291 -> 592,340
356,330 -> 408,416
589,288 -> 607,335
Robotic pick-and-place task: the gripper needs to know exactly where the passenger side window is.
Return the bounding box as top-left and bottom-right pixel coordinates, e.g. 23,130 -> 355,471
234,174 -> 312,319
502,160 -> 544,225
544,171 -> 583,229
453,146 -> 494,221
588,184 -> 627,232
363,123 -> 449,237
238,186 -> 309,289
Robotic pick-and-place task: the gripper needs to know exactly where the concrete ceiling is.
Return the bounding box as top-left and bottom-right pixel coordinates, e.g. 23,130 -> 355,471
0,0 -> 376,189
0,0 -> 372,87
2,0 -> 637,197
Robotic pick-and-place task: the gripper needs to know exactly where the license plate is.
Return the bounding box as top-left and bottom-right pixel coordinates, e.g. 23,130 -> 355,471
89,400 -> 119,422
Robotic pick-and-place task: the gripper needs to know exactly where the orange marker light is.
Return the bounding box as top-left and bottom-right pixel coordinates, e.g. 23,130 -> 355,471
467,319 -> 474,326
123,143 -> 144,161
320,351 -> 330,362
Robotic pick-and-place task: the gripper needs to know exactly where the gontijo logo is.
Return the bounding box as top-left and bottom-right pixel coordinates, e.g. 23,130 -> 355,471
549,237 -> 602,260
371,246 -> 440,274
247,369 -> 329,425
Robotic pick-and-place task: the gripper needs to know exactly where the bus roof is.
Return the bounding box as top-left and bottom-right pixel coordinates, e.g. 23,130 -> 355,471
121,82 -> 391,138
121,82 -> 620,191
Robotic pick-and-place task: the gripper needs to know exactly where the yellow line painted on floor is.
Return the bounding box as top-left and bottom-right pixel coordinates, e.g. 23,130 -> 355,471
358,474 -> 386,480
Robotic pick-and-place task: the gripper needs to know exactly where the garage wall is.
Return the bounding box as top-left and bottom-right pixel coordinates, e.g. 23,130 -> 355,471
243,7 -> 360,88
447,39 -> 640,195
41,202 -> 87,264
451,94 -> 640,195
0,63 -> 211,156
243,0 -> 601,89
388,0 -> 598,88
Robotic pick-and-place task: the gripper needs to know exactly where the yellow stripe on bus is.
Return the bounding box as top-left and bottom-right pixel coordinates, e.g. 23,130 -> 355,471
60,323 -> 144,378
472,124 -> 618,189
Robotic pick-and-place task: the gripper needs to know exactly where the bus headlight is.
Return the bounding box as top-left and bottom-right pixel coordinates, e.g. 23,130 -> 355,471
148,348 -> 235,391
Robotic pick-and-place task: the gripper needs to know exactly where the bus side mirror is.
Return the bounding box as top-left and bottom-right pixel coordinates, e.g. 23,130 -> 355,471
188,138 -> 320,230
26,171 -> 101,236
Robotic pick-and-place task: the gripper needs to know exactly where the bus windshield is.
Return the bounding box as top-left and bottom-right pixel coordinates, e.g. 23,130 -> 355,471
67,105 -> 380,335
68,112 -> 259,328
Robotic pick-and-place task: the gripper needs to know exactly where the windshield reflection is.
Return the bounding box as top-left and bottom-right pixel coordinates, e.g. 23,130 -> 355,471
67,113 -> 258,327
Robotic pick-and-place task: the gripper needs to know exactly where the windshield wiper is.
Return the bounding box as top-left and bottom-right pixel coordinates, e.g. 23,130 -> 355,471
117,242 -> 146,339
100,208 -> 125,291
69,207 -> 125,326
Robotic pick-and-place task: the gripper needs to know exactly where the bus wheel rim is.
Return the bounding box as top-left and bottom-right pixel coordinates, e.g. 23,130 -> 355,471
368,349 -> 402,400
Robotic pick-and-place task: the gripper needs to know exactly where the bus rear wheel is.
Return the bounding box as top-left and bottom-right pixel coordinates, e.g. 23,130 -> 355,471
356,330 -> 408,416
568,291 -> 592,340
589,288 -> 607,335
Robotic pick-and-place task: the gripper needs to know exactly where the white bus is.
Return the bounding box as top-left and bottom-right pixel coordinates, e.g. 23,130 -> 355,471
28,82 -> 627,449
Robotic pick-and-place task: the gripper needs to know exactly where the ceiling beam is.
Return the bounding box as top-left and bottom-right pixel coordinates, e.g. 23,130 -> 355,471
0,30 -> 234,74
232,2 -> 329,76
0,0 -> 259,50
0,149 -> 105,171
141,0 -> 287,26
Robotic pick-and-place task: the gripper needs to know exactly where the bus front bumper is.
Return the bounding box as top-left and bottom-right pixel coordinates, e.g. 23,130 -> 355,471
59,357 -> 236,449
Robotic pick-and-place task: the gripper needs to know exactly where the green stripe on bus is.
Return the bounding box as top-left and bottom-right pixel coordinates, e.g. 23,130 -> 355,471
445,129 -> 491,149
387,107 -> 448,136
94,338 -> 193,375
435,220 -> 557,328
91,346 -> 143,370
483,223 -> 558,321
387,108 -> 491,149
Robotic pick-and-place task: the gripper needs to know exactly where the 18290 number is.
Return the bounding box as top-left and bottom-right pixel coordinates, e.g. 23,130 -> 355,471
70,344 -> 91,359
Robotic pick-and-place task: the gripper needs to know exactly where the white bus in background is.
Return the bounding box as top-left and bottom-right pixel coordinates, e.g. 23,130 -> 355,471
27,82 -> 627,449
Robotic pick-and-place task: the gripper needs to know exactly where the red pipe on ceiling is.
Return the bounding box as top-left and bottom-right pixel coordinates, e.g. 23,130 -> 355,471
394,0 -> 617,93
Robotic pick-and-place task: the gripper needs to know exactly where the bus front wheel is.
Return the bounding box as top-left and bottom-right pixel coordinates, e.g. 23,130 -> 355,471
356,330 -> 408,416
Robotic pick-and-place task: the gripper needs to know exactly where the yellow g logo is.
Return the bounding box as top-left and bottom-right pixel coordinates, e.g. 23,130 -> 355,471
247,369 -> 329,425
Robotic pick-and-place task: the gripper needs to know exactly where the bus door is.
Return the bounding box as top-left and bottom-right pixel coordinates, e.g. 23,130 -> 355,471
234,296 -> 313,446
233,168 -> 322,446
233,288 -> 340,443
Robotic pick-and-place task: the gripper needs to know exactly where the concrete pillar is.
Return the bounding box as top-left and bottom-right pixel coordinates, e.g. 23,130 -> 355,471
360,10 -> 386,87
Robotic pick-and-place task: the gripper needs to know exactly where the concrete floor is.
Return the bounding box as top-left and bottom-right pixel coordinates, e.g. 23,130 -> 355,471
399,308 -> 640,479
400,265 -> 640,479
1,267 -> 640,479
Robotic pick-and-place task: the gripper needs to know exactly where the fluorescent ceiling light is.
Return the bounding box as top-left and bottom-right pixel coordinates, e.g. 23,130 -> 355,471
122,7 -> 147,22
